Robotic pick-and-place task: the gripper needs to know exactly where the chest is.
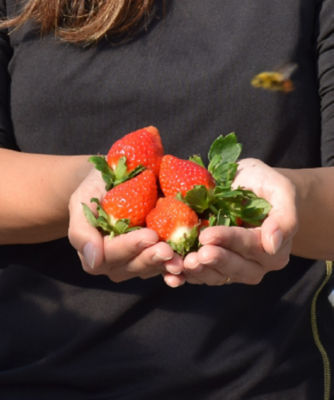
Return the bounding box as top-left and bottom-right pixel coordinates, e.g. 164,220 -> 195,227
7,0 -> 320,167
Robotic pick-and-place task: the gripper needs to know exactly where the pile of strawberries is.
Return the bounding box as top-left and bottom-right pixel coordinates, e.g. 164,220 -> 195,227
83,126 -> 271,256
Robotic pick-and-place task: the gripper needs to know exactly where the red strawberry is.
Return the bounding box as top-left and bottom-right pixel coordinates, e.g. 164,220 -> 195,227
235,217 -> 244,226
107,126 -> 164,176
83,169 -> 158,237
101,169 -> 158,228
159,155 -> 215,197
146,196 -> 199,256
199,218 -> 210,229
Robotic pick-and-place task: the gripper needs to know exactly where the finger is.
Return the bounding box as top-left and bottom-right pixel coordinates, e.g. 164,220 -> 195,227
258,170 -> 297,255
103,228 -> 159,265
184,266 -> 229,286
199,225 -> 263,260
122,241 -> 175,274
233,158 -> 298,255
199,225 -> 288,270
260,212 -> 296,256
100,236 -> 173,282
104,242 -> 184,283
164,253 -> 185,275
104,263 -> 162,283
68,168 -> 107,270
183,251 -> 203,272
195,245 -> 265,285
184,250 -> 231,285
199,225 -> 255,245
68,202 -> 105,271
163,273 -> 186,288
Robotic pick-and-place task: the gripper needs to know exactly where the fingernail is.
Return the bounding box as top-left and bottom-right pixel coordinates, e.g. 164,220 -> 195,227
152,252 -> 173,263
140,239 -> 158,248
165,262 -> 183,275
83,242 -> 96,269
164,274 -> 185,288
270,229 -> 283,254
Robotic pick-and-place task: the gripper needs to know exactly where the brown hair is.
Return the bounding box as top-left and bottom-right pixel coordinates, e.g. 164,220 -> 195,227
1,0 -> 158,45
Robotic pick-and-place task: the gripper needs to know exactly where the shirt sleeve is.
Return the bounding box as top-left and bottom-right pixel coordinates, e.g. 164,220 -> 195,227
317,0 -> 334,166
0,0 -> 16,150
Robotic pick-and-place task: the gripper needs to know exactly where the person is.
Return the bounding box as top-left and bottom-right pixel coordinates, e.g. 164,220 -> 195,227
0,0 -> 333,399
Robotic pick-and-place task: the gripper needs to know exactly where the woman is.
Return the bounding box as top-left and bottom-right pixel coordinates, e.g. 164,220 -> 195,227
0,1 -> 333,399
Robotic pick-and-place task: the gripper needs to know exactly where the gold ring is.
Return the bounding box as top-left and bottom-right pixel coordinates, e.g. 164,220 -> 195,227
225,276 -> 232,285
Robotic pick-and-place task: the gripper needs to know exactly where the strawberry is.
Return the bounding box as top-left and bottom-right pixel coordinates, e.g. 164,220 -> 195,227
107,126 -> 164,177
146,196 -> 199,256
159,155 -> 215,197
199,218 -> 210,229
83,169 -> 158,237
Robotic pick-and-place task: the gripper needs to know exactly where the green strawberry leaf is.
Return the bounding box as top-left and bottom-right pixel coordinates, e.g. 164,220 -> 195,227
211,187 -> 271,227
208,132 -> 242,166
210,162 -> 238,187
208,133 -> 242,185
82,203 -> 98,227
215,209 -> 231,226
90,197 -> 109,220
113,157 -> 128,182
208,210 -> 231,226
208,214 -> 217,226
203,132 -> 272,227
183,185 -> 211,214
126,164 -> 146,180
83,198 -> 143,237
113,219 -> 142,236
88,198 -> 115,234
189,154 -> 205,167
213,186 -> 250,199
112,157 -> 145,184
89,155 -> 145,190
110,219 -> 131,237
239,197 -> 272,225
89,155 -> 116,190
82,200 -> 113,234
96,217 -> 114,233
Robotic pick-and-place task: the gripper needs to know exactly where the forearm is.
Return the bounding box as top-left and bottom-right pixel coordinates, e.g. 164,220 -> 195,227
278,167 -> 334,260
0,149 -> 93,244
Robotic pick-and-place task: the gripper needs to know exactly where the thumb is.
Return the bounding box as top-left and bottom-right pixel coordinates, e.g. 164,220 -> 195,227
261,205 -> 297,255
68,200 -> 104,271
68,171 -> 106,271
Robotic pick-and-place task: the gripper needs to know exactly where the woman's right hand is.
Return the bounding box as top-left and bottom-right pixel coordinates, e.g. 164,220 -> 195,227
68,168 -> 185,286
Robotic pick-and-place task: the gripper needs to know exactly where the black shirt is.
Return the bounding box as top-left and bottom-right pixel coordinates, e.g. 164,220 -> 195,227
0,1 -> 333,399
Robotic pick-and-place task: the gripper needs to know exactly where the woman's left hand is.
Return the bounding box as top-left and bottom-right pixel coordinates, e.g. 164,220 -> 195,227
181,158 -> 298,286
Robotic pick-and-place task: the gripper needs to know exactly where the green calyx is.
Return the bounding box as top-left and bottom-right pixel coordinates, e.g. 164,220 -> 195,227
89,155 -> 144,190
82,198 -> 140,238
208,132 -> 242,185
167,226 -> 199,257
181,132 -> 271,228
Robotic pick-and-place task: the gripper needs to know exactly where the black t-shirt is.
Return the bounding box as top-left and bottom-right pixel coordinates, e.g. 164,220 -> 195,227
0,1 -> 333,399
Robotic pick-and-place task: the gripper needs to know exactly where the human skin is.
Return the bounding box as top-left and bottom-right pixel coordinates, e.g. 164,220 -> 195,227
1,148 -> 334,287
68,157 -> 334,287
178,159 -> 334,287
0,149 -> 92,243
181,158 -> 297,287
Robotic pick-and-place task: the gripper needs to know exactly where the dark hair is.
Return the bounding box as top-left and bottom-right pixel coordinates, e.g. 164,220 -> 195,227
0,0 -> 158,45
